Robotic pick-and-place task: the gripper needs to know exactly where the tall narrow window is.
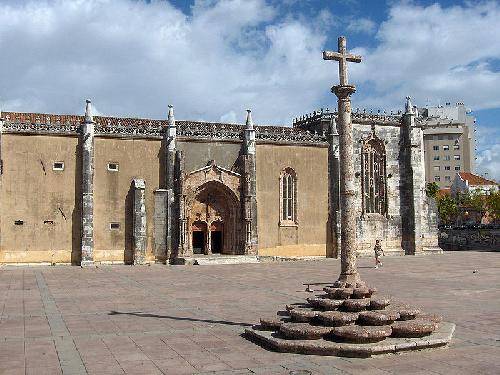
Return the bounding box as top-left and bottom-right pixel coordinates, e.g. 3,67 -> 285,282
280,168 -> 297,225
361,136 -> 387,215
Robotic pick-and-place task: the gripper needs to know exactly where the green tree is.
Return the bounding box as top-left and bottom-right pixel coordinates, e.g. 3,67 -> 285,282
425,182 -> 440,198
437,195 -> 458,225
485,190 -> 500,222
469,191 -> 487,221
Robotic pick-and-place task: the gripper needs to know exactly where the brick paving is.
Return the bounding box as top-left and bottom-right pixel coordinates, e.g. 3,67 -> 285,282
0,251 -> 499,374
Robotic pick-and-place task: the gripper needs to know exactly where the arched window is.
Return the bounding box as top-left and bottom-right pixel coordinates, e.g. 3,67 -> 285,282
280,168 -> 297,224
361,136 -> 387,215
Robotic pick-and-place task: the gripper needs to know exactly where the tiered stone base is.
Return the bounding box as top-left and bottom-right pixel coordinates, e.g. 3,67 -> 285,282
244,284 -> 455,357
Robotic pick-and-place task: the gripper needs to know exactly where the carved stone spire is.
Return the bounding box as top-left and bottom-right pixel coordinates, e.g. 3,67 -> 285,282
168,104 -> 175,127
405,96 -> 415,115
84,99 -> 94,123
166,104 -> 176,151
244,109 -> 256,155
245,109 -> 254,130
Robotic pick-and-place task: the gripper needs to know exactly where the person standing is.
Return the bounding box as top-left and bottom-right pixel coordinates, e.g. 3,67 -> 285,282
374,240 -> 385,268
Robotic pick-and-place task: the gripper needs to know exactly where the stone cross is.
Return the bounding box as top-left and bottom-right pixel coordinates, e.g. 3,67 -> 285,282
323,36 -> 362,86
324,36 -> 363,287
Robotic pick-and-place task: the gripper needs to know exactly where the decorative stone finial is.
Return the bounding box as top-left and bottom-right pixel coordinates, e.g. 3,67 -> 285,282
246,109 -> 254,129
168,104 -> 175,127
405,96 -> 415,115
84,99 -> 93,123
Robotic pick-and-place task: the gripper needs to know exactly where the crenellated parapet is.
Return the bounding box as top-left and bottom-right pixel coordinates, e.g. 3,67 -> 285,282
293,108 -> 403,131
2,111 -> 328,146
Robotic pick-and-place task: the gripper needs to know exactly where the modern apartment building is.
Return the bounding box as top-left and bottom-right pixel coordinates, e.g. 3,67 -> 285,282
419,102 -> 476,189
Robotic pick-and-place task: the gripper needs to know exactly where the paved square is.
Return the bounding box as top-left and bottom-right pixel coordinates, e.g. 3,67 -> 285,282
0,252 -> 499,374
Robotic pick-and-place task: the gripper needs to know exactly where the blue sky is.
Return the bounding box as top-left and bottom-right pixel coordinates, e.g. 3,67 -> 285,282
0,0 -> 499,178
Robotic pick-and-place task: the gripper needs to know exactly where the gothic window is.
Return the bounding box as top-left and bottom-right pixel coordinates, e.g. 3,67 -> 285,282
280,168 -> 297,225
361,137 -> 387,215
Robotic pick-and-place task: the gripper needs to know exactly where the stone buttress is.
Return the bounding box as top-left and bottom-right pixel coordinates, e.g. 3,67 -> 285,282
400,97 -> 424,255
132,179 -> 147,265
80,100 -> 95,266
241,110 -> 258,255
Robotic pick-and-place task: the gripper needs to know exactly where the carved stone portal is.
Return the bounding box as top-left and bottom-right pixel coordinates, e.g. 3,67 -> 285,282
183,162 -> 242,256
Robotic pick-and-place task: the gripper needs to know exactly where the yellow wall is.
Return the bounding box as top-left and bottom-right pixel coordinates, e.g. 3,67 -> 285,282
256,144 -> 329,256
93,138 -> 161,263
0,134 -> 79,263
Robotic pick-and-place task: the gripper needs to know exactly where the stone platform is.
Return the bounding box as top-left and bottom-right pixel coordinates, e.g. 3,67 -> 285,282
245,322 -> 455,357
245,284 -> 455,357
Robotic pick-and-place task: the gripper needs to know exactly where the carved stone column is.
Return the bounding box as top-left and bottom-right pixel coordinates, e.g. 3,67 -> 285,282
80,100 -> 95,267
242,110 -> 258,255
132,179 -> 147,265
333,85 -> 361,286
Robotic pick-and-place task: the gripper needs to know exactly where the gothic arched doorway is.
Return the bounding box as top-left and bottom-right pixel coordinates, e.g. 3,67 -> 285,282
187,181 -> 241,255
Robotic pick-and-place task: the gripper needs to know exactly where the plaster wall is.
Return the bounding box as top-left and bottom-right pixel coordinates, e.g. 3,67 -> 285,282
93,138 -> 161,263
256,144 -> 328,256
0,134 -> 79,263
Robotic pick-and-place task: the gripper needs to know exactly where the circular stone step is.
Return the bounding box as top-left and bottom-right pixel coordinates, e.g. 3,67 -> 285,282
259,318 -> 282,331
317,311 -> 359,326
323,287 -> 353,299
392,305 -> 421,321
331,325 -> 392,343
290,308 -> 318,322
279,323 -> 332,340
317,298 -> 343,310
306,297 -> 325,309
351,287 -> 370,299
391,319 -> 436,338
358,311 -> 400,326
342,298 -> 371,312
369,296 -> 391,310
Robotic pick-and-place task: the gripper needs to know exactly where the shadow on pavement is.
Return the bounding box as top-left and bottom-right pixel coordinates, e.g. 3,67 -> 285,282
108,310 -> 253,327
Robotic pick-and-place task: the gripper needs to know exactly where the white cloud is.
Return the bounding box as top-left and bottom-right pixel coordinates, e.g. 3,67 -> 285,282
352,2 -> 500,112
0,0 -> 331,125
475,126 -> 500,181
347,17 -> 376,34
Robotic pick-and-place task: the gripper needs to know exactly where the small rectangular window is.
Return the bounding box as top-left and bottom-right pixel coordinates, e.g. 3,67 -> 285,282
14,220 -> 24,225
443,145 -> 449,151
433,145 -> 439,151
433,155 -> 440,161
438,135 -> 444,140
53,162 -> 64,171
109,222 -> 120,230
433,166 -> 440,171
447,135 -> 453,140
445,176 -> 451,182
454,155 -> 461,160
454,144 -> 460,150
444,155 -> 451,161
455,166 -> 461,171
434,176 -> 441,182
445,166 -> 451,171
44,220 -> 54,225
107,163 -> 119,172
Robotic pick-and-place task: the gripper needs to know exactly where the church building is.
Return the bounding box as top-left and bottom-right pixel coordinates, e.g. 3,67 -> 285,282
0,97 -> 440,265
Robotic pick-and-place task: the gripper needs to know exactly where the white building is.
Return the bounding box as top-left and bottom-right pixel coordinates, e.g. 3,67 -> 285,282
450,172 -> 498,196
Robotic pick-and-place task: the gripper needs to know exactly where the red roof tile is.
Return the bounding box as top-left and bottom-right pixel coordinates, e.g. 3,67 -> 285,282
458,172 -> 498,186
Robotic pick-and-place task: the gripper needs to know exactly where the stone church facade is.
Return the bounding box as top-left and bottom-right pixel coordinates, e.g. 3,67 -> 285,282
0,99 -> 440,265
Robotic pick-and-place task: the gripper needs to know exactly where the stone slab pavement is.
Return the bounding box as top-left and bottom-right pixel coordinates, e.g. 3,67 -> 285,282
0,251 -> 499,374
